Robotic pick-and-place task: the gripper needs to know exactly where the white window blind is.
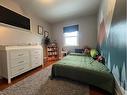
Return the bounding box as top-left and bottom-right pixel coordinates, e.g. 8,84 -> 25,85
63,25 -> 79,46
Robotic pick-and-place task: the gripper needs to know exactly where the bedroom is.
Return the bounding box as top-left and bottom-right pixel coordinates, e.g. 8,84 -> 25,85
0,0 -> 126,95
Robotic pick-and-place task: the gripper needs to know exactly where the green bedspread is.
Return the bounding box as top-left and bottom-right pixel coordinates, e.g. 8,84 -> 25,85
51,54 -> 115,94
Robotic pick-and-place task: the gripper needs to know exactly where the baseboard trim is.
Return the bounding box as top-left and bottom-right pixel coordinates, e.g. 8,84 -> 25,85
0,77 -> 2,79
114,77 -> 124,95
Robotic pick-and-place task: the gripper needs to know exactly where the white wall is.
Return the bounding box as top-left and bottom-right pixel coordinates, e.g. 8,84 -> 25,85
0,0 -> 51,45
51,15 -> 97,52
0,0 -> 51,78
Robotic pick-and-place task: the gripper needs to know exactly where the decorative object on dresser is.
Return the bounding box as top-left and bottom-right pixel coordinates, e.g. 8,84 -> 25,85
44,31 -> 49,38
44,36 -> 50,45
0,45 -> 43,84
46,42 -> 59,62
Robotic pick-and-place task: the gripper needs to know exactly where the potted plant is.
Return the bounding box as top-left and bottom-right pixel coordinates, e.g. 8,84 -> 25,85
44,36 -> 50,46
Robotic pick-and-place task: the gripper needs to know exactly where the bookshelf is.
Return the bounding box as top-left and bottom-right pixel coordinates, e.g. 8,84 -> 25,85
46,42 -> 59,61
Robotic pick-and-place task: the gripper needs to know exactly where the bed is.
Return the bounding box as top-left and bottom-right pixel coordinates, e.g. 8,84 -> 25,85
51,53 -> 115,94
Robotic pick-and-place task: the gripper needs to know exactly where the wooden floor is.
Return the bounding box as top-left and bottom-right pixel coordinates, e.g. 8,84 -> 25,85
0,61 -> 109,95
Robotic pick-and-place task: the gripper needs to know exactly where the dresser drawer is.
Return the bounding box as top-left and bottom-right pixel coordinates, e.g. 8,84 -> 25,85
10,50 -> 29,59
31,55 -> 41,60
10,57 -> 29,68
31,60 -> 42,68
31,57 -> 42,68
31,50 -> 42,56
11,63 -> 30,77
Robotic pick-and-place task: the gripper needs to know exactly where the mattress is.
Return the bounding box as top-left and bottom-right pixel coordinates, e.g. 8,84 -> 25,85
51,54 -> 115,94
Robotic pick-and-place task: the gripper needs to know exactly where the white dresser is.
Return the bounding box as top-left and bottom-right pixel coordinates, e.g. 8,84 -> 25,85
0,45 -> 43,83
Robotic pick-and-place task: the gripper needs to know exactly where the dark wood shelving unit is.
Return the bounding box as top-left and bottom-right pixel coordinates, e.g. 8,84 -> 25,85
46,42 -> 59,61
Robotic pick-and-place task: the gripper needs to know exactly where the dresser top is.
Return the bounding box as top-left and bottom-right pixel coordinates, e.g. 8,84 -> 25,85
0,45 -> 43,50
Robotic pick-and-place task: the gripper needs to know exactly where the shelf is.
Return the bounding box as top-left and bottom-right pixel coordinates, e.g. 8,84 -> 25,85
46,42 -> 59,61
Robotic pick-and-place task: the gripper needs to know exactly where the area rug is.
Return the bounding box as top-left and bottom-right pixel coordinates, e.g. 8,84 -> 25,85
1,66 -> 89,95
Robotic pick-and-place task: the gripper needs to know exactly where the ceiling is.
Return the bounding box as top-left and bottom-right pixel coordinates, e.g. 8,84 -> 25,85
14,0 -> 101,23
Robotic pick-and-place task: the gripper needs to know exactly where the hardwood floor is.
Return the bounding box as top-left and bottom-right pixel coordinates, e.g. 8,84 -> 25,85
0,61 -> 109,95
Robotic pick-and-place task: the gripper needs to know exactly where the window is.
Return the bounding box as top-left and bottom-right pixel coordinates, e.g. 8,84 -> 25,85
64,31 -> 78,46
63,25 -> 79,46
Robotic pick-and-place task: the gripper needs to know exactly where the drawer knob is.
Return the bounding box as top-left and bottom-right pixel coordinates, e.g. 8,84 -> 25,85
19,68 -> 24,71
18,61 -> 24,63
18,54 -> 24,56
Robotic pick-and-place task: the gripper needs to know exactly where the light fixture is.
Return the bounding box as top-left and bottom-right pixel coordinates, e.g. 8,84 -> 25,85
41,0 -> 54,5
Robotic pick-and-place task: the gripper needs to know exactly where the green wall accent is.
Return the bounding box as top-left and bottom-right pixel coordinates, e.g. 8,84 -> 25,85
98,0 -> 127,90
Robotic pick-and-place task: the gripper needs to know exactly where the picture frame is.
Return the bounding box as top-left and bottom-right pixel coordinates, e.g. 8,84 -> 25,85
38,25 -> 43,35
44,31 -> 49,37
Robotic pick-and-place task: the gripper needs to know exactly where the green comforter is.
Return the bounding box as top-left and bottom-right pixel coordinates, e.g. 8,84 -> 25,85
51,54 -> 115,94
